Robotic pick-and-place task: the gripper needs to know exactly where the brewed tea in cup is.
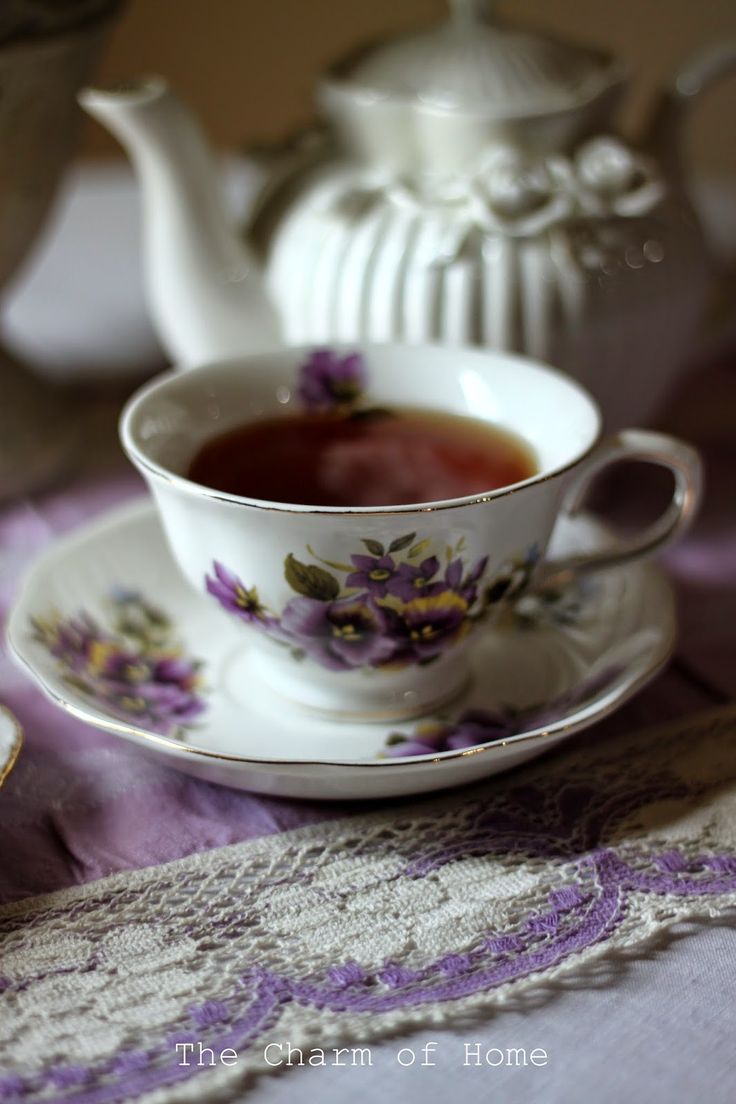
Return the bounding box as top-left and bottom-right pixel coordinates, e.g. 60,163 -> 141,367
188,402 -> 537,507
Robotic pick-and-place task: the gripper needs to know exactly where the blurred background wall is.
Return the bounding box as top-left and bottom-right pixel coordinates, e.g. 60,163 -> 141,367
82,0 -> 736,179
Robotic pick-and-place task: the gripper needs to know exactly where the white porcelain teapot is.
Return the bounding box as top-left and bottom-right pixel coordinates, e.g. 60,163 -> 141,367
80,0 -> 735,426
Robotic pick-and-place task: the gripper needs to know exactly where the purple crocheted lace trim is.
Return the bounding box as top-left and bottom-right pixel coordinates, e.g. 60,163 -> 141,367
1,770 -> 735,1102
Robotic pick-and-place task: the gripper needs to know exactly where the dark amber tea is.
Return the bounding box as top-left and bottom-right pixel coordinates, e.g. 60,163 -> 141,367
188,407 -> 537,507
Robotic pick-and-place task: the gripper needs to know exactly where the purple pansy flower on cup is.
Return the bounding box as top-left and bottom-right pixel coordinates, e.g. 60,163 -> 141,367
32,591 -> 207,737
298,349 -> 367,411
204,530 -> 552,676
394,591 -> 471,661
205,562 -> 278,628
280,594 -> 397,670
386,556 -> 445,601
445,554 -> 489,606
346,554 -> 398,598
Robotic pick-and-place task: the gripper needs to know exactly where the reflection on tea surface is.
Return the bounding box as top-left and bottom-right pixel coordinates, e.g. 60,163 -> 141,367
188,407 -> 537,507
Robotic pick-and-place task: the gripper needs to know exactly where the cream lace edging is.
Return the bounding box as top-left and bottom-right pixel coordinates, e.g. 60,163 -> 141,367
2,705 -> 736,1103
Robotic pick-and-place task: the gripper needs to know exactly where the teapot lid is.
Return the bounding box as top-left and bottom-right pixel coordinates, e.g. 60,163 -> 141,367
328,0 -> 619,117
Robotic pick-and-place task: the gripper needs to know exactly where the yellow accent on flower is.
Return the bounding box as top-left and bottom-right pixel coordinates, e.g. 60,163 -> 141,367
402,592 -> 469,645
235,585 -> 259,610
33,616 -> 59,644
401,590 -> 471,643
118,695 -> 147,712
416,722 -> 446,738
332,623 -> 362,641
123,663 -> 150,683
402,592 -> 468,616
87,640 -> 119,676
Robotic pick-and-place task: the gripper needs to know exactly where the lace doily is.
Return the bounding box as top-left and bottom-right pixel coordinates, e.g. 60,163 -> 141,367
2,705 -> 736,1102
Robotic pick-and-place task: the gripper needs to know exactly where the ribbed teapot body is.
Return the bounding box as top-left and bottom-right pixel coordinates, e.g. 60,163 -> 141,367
256,145 -> 708,428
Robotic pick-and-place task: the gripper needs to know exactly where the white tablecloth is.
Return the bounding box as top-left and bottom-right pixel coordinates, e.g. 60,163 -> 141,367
250,926 -> 736,1104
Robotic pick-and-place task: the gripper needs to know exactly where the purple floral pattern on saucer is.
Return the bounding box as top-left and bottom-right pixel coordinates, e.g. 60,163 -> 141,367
32,590 -> 207,738
383,664 -> 623,757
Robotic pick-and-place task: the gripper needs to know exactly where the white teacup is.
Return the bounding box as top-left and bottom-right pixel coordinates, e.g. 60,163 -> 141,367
120,345 -> 701,721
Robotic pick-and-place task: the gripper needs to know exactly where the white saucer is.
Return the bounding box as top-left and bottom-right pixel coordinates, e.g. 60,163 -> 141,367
7,500 -> 676,800
0,705 -> 23,789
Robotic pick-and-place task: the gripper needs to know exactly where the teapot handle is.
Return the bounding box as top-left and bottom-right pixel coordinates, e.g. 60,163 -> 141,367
646,42 -> 736,169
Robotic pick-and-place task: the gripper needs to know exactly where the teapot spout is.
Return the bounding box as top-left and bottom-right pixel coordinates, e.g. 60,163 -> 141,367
79,77 -> 282,366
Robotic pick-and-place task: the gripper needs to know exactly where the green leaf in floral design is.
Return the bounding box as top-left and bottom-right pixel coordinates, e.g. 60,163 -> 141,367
388,532 -> 416,554
361,539 -> 385,557
408,538 -> 430,559
284,553 -> 340,601
306,545 -> 353,573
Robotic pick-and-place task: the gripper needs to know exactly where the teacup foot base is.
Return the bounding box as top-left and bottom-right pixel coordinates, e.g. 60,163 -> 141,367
226,644 -> 472,725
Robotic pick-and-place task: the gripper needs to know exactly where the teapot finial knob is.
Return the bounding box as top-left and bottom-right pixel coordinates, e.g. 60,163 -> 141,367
448,0 -> 497,24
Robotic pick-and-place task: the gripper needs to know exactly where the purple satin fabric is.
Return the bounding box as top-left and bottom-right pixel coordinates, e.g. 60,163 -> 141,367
1,358 -> 733,904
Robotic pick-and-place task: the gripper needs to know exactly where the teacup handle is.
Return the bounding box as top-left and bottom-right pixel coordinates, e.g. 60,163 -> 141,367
541,429 -> 703,584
